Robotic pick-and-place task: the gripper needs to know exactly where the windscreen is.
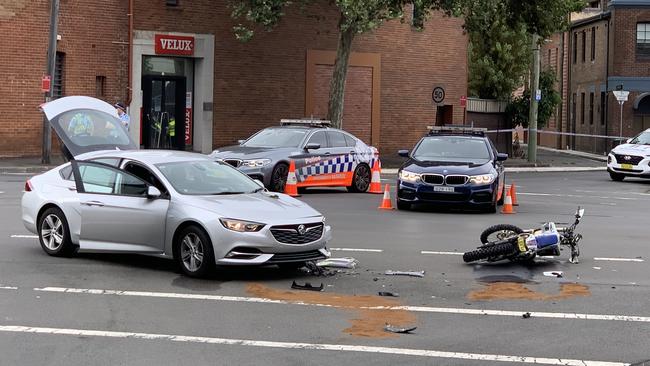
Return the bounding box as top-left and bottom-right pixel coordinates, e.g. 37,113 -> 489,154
629,131 -> 650,145
156,160 -> 261,195
413,136 -> 491,161
242,128 -> 308,148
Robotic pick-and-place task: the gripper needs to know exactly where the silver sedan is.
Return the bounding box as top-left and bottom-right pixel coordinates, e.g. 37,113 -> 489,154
21,96 -> 331,277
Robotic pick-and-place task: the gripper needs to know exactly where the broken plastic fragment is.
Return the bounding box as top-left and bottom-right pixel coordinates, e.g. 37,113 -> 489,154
378,291 -> 399,297
316,257 -> 358,269
291,281 -> 324,292
543,271 -> 563,278
522,312 -> 531,319
384,324 -> 417,334
384,270 -> 425,278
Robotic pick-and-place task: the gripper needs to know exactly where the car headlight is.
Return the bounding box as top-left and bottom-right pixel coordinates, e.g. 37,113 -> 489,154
220,218 -> 265,232
469,173 -> 496,185
241,159 -> 271,168
399,170 -> 421,182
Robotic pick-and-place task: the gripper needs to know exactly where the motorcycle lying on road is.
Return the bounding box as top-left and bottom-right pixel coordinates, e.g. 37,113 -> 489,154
463,207 -> 585,264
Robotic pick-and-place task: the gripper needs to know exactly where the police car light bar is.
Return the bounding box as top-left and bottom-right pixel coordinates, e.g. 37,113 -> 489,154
427,125 -> 487,136
280,118 -> 331,127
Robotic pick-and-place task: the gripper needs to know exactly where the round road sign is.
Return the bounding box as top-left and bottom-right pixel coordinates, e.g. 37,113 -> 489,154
432,87 -> 445,104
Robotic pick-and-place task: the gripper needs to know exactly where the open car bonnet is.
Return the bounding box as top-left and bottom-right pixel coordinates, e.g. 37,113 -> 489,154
41,96 -> 138,158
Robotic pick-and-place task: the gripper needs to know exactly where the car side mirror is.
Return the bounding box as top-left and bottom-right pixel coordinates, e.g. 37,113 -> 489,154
254,179 -> 265,188
398,150 -> 410,157
147,186 -> 162,199
625,138 -> 632,144
237,139 -> 246,145
304,143 -> 321,150
497,153 -> 508,161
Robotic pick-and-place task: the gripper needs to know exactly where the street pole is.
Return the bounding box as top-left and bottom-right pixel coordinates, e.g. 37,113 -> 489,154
42,0 -> 60,164
619,101 -> 624,141
528,34 -> 540,164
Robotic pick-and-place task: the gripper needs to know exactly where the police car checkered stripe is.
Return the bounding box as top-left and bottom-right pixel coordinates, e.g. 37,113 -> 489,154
297,154 -> 356,179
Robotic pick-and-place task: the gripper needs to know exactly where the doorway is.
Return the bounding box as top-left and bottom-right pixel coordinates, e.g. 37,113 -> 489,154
436,105 -> 454,126
142,75 -> 186,150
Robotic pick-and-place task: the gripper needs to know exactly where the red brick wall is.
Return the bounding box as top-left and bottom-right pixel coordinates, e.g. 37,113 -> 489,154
611,8 -> 650,76
0,0 -> 129,158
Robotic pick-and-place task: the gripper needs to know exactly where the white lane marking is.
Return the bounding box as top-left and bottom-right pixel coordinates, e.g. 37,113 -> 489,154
0,325 -> 629,366
34,287 -> 650,324
594,257 -> 644,262
0,191 -> 4,194
421,251 -> 464,256
519,192 -> 639,201
0,286 -> 18,290
10,235 -> 38,239
330,248 -> 383,253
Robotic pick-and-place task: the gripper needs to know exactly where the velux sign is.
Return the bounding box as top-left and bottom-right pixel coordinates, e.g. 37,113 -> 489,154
154,34 -> 195,56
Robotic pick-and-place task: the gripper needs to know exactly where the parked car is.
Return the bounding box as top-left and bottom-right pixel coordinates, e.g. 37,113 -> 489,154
210,120 -> 378,193
396,126 -> 508,213
607,128 -> 650,181
22,96 -> 331,278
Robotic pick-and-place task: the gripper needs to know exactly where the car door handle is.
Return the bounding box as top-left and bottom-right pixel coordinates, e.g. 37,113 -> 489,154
81,200 -> 105,207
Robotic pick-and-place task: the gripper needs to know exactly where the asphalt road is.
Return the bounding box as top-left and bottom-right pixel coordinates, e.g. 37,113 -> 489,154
0,171 -> 649,365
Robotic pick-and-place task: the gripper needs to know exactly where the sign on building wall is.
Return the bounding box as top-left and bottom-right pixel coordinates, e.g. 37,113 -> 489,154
185,92 -> 192,145
154,34 -> 195,56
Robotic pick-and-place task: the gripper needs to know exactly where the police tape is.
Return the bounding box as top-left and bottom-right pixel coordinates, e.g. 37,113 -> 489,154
484,128 -> 631,140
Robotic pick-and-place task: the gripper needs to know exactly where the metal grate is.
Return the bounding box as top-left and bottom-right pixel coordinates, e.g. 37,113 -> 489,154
53,52 -> 65,99
614,154 -> 643,165
445,175 -> 469,186
422,174 -> 444,185
270,223 -> 323,245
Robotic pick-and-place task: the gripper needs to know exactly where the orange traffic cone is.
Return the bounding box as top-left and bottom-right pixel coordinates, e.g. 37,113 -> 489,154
284,160 -> 300,197
378,184 -> 394,210
501,187 -> 515,214
368,160 -> 383,194
509,182 -> 519,206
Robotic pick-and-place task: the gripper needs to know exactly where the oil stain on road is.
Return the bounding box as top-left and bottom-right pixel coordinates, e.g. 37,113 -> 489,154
467,282 -> 591,301
247,283 -> 416,339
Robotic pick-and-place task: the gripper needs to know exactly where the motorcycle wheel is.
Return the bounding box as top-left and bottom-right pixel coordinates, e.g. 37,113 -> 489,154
480,224 -> 523,244
463,241 -> 516,263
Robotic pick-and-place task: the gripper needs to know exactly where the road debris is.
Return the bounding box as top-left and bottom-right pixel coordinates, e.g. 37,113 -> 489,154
301,262 -> 337,277
384,324 -> 417,334
316,257 -> 359,269
384,270 -> 425,278
378,291 -> 399,297
522,312 -> 531,319
291,281 -> 324,292
543,271 -> 564,278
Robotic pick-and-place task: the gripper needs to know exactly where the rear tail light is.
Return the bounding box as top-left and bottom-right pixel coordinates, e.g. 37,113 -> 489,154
24,180 -> 33,192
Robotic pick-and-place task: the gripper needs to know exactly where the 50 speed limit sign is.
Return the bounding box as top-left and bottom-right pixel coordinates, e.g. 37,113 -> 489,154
432,87 -> 445,104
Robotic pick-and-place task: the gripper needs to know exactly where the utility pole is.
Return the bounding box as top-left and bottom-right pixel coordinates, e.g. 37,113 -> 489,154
528,34 -> 541,164
42,0 -> 60,164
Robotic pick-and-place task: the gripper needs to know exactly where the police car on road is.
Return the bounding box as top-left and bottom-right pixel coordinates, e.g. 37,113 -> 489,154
607,128 -> 650,181
396,126 -> 508,213
210,119 -> 378,192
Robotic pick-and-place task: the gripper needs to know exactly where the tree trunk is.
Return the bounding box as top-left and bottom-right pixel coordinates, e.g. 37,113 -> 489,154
327,24 -> 355,129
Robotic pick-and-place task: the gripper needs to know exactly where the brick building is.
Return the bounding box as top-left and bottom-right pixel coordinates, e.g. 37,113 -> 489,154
541,0 -> 650,154
0,0 -> 467,158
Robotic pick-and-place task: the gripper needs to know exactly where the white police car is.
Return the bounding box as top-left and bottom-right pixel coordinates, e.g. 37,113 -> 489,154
607,128 -> 650,181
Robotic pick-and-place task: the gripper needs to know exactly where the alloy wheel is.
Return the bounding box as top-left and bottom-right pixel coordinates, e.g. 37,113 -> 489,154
354,165 -> 370,191
180,233 -> 204,272
41,214 -> 64,251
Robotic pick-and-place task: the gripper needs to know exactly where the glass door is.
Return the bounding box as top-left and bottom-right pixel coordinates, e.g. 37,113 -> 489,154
142,76 -> 186,150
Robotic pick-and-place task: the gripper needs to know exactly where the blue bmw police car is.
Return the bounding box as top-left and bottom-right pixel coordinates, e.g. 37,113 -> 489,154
396,126 -> 508,213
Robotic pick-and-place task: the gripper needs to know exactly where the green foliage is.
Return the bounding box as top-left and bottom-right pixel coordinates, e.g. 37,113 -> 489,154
506,0 -> 587,38
464,0 -> 530,99
506,69 -> 562,128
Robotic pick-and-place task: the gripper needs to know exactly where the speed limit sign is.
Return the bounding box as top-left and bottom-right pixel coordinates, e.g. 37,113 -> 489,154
432,87 -> 445,104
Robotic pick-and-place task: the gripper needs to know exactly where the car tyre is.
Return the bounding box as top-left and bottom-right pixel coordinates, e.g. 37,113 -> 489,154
397,200 -> 411,210
347,164 -> 371,193
270,163 -> 289,192
609,171 -> 625,181
497,182 -> 506,206
38,207 -> 76,257
485,201 -> 498,214
175,225 -> 215,278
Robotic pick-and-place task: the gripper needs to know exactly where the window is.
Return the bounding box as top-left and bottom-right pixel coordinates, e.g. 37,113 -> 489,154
573,33 -> 578,64
166,0 -> 178,6
581,93 -> 585,125
548,49 -> 551,66
582,31 -> 586,63
591,27 -> 596,61
589,92 -> 594,125
327,131 -> 347,148
95,76 -> 106,97
77,163 -> 148,196
307,131 -> 328,148
600,92 -> 606,125
572,93 -> 577,125
637,23 -> 650,57
412,3 -> 423,28
344,134 -> 357,147
59,165 -> 74,181
53,52 -> 64,99
123,162 -> 167,194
